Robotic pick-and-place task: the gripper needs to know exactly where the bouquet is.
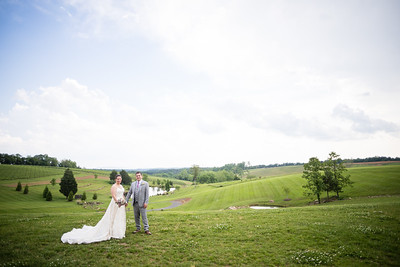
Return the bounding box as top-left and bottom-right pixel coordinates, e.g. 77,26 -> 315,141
116,198 -> 126,207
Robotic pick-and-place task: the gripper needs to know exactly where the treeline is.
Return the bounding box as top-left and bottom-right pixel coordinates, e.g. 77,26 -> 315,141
343,156 -> 400,163
247,162 -> 303,169
0,153 -> 79,168
146,162 -> 249,184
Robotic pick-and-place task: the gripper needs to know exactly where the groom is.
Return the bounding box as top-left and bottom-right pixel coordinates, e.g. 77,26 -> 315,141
125,171 -> 151,235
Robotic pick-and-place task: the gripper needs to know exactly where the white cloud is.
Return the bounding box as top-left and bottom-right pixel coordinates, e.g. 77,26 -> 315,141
1,1 -> 399,168
333,104 -> 399,134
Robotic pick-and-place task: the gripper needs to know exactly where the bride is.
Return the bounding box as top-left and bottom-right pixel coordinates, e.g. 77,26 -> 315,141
61,174 -> 126,244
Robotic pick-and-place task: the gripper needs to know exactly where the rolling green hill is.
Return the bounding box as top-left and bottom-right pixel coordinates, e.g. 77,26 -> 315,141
151,164 -> 400,210
0,164 -> 399,266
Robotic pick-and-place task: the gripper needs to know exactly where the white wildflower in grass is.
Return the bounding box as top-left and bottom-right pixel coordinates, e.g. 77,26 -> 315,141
209,223 -> 232,231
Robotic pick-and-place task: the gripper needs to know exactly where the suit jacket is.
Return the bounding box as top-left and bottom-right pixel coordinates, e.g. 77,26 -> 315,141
126,180 -> 149,208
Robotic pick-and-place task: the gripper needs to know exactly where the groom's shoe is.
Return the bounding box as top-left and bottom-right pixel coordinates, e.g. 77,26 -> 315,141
133,230 -> 140,234
145,231 -> 152,235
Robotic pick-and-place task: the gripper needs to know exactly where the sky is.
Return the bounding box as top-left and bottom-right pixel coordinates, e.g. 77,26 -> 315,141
0,0 -> 399,169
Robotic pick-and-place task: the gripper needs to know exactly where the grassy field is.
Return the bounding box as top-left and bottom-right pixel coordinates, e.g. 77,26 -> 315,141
0,164 -> 399,266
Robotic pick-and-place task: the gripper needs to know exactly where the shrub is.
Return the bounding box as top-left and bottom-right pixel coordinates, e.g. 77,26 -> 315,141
46,190 -> 52,201
81,191 -> 87,201
23,185 -> 29,194
59,168 -> 78,198
92,193 -> 97,200
16,182 -> 22,191
50,178 -> 56,186
43,186 -> 49,198
67,191 -> 74,201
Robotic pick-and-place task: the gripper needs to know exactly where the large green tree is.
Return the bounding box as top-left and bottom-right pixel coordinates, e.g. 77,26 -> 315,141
302,157 -> 324,204
120,170 -> 132,185
59,168 -> 78,198
324,152 -> 352,198
109,170 -> 118,181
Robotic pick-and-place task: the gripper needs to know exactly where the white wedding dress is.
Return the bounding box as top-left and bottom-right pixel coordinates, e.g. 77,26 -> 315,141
61,186 -> 126,244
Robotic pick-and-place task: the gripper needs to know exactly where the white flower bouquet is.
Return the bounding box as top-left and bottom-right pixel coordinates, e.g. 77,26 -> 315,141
116,198 -> 126,207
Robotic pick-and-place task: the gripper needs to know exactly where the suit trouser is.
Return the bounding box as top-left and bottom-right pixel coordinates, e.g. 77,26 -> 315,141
133,203 -> 149,231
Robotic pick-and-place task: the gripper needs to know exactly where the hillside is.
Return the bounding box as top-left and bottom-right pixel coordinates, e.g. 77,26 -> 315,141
150,164 -> 400,210
0,163 -> 399,265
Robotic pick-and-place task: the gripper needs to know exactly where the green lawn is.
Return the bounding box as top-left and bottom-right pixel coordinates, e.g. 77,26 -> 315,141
0,164 -> 399,266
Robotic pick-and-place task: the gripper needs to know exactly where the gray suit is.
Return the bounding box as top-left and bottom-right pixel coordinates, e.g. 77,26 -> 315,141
126,180 -> 149,231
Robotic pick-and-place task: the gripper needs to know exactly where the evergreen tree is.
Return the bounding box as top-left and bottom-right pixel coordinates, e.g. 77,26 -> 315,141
68,191 -> 74,201
23,184 -> 29,194
81,191 -> 87,201
120,170 -> 132,185
16,181 -> 22,191
46,190 -> 52,201
59,168 -> 78,198
43,186 -> 49,198
50,178 -> 56,186
109,170 -> 118,181
92,193 -> 97,200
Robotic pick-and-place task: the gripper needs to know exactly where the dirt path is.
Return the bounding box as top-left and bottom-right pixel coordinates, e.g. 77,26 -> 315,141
148,198 -> 191,211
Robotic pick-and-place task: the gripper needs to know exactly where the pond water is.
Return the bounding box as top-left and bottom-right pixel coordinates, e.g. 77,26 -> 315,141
149,187 -> 175,197
250,206 -> 279,209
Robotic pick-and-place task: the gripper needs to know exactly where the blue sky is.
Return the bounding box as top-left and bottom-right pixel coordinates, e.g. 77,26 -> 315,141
1,0 -> 399,169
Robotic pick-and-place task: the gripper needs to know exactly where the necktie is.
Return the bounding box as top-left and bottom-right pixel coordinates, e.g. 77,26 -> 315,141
137,181 -> 140,188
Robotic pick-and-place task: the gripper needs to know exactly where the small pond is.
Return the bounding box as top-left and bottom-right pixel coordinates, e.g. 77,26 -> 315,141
250,206 -> 279,209
149,187 -> 175,197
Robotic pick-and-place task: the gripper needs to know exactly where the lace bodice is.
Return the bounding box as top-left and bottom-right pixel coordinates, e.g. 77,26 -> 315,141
116,186 -> 124,199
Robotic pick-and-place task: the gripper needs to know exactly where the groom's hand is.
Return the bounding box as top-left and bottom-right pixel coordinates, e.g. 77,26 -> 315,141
143,203 -> 148,209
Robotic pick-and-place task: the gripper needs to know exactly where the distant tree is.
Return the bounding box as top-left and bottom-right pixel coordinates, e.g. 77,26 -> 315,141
324,152 -> 353,198
176,169 -> 191,180
109,170 -> 118,181
16,181 -> 22,191
302,157 -> 324,204
59,168 -> 78,198
283,186 -> 290,199
67,191 -> 74,201
120,170 -> 132,185
92,193 -> 97,200
190,165 -> 200,184
81,191 -> 87,201
50,178 -> 56,186
59,159 -> 78,168
94,174 -> 98,179
156,179 -> 161,186
142,173 -> 149,181
23,184 -> 29,194
165,180 -> 171,192
46,190 -> 52,201
198,171 -> 217,184
43,186 -> 49,198
215,170 -> 235,182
